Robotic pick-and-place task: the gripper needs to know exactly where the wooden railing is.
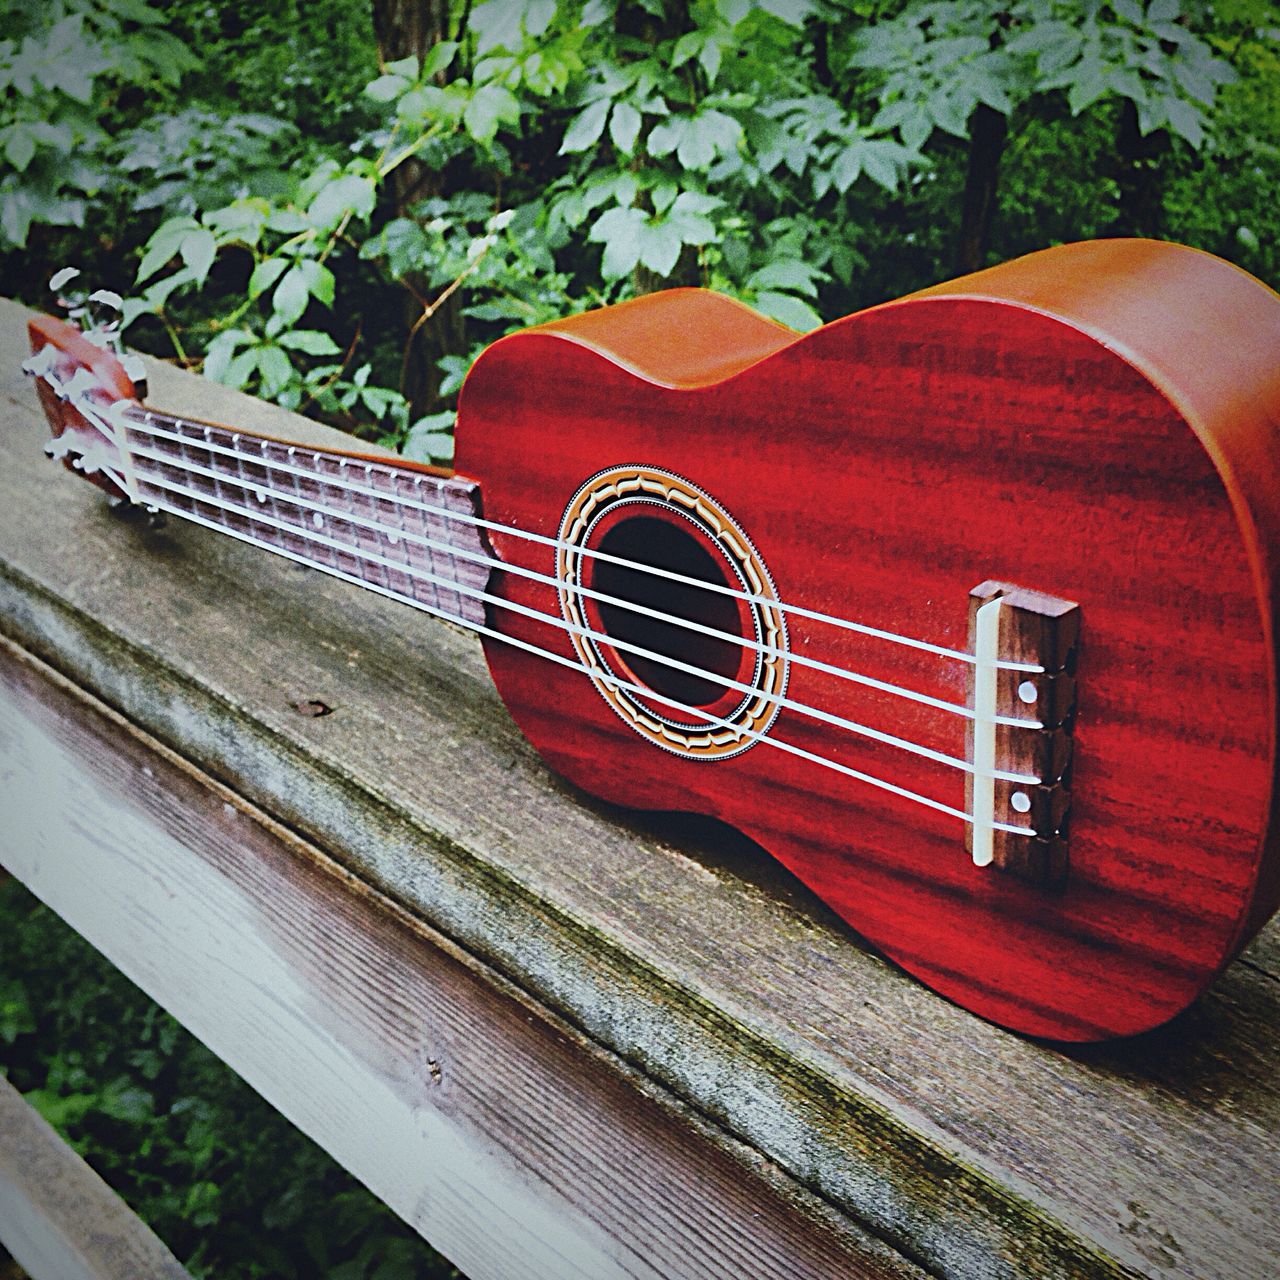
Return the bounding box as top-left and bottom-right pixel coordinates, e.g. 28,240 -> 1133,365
2,297 -> 1278,1280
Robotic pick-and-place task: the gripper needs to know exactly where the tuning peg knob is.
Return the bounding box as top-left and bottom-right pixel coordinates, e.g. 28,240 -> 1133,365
49,266 -> 80,293
88,288 -> 123,328
49,266 -> 88,327
21,345 -> 57,379
120,353 -> 148,400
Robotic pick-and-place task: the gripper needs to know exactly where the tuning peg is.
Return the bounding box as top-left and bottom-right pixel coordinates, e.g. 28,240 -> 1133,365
50,266 -> 88,327
21,345 -> 57,379
87,288 -> 124,347
121,353 -> 148,401
61,367 -> 99,404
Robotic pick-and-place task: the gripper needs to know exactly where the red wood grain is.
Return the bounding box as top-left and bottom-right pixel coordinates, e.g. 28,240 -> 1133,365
457,239 -> 1280,1041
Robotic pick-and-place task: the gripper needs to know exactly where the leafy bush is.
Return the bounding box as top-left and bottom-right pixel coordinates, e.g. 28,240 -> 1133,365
0,876 -> 462,1279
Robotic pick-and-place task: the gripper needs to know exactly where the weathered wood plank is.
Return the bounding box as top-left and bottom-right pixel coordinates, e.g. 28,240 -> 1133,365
3,298 -> 1280,1278
0,1074 -> 192,1280
0,637 -> 921,1280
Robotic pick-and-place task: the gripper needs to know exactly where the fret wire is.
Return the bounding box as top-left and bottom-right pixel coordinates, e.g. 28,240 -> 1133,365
128,464 -> 1039,786
123,409 -> 1043,672
119,434 -> 1038,729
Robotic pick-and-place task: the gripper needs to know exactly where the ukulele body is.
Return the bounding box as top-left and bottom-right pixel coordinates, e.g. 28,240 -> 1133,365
457,239 -> 1280,1040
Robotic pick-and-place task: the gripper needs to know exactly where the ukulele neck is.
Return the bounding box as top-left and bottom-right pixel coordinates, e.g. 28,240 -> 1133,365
116,406 -> 493,630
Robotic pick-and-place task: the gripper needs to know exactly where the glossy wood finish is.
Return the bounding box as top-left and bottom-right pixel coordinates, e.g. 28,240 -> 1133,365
458,239 -> 1280,1041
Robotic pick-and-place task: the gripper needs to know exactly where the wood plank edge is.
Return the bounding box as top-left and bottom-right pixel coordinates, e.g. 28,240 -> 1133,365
0,629 -> 921,1280
0,1075 -> 193,1280
0,558 -> 1141,1280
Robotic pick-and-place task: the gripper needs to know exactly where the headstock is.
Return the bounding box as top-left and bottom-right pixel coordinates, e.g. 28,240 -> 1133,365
23,268 -> 148,500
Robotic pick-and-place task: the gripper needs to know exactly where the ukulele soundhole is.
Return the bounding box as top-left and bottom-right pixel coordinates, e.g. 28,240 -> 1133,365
557,465 -> 788,761
593,515 -> 741,708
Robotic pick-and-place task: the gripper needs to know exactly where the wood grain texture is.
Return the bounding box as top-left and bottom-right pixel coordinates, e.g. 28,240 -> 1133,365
0,1075 -> 193,1280
3,297 -> 1280,1279
458,240 -> 1280,1040
0,637 -> 911,1280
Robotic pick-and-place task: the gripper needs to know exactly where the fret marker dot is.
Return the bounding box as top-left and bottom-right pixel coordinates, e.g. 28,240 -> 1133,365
1017,680 -> 1038,704
256,490 -> 267,504
312,513 -> 324,530
1011,791 -> 1032,813
387,533 -> 400,546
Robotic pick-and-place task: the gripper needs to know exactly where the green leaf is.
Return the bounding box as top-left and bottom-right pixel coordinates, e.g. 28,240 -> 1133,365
206,202 -> 267,245
202,329 -> 253,382
308,175 -> 376,229
365,73 -> 410,102
98,1082 -> 154,1124
1163,95 -> 1204,149
266,210 -> 310,234
671,32 -> 702,69
524,0 -> 557,38
422,40 -> 460,78
646,117 -> 685,158
717,0 -> 751,24
1067,55 -> 1109,115
677,124 -> 717,171
670,190 -> 721,217
927,90 -> 971,138
3,125 -> 36,173
272,266 -> 311,324
651,180 -> 679,213
302,259 -> 335,306
756,0 -> 816,24
249,257 -> 288,299
397,84 -> 449,121
135,216 -> 200,284
257,344 -> 294,396
464,84 -> 521,144
385,55 -> 420,78
830,144 -> 862,193
860,142 -> 902,192
561,98 -> 611,153
699,38 -> 723,85
748,259 -> 820,296
404,411 -> 456,463
373,217 -> 431,277
278,329 -> 341,355
754,290 -> 822,332
472,0 -> 525,54
609,102 -> 642,155
639,219 -> 683,275
179,228 -> 217,285
223,347 -> 260,389
589,204 -> 648,279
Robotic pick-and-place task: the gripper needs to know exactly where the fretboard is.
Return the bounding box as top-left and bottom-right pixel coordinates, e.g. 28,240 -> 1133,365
119,408 -> 492,628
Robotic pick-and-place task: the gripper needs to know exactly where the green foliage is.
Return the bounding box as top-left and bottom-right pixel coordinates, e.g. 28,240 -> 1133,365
0,877 -> 461,1279
0,1 -> 195,248
850,0 -> 1234,151
3,0 -> 1278,460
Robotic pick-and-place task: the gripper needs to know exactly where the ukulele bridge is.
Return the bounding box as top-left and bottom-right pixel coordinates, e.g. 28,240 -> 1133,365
966,580 -> 1080,888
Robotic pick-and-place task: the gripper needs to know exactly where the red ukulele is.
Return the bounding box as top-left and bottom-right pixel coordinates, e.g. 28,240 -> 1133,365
25,238 -> 1280,1041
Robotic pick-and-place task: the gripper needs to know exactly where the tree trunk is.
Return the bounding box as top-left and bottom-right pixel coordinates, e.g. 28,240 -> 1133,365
370,0 -> 465,420
954,104 -> 1007,276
